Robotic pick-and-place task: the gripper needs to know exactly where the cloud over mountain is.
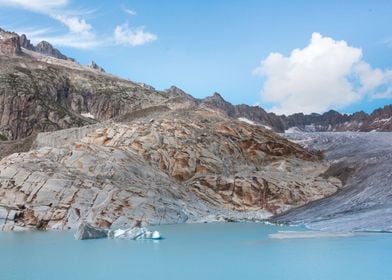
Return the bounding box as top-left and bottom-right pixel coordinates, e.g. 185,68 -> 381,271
254,33 -> 392,114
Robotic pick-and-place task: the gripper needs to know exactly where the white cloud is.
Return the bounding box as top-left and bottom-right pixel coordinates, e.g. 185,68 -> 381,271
0,0 -> 67,13
0,0 -> 95,43
28,32 -> 104,49
114,23 -> 157,46
254,33 -> 392,115
123,7 -> 136,16
0,0 -> 157,49
354,61 -> 392,99
53,15 -> 92,34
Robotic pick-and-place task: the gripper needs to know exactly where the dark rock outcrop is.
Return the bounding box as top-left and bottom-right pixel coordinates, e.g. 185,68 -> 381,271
34,41 -> 72,61
88,61 -> 105,72
19,34 -> 34,50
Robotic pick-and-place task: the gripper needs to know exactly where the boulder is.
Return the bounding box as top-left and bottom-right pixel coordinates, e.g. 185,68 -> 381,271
74,222 -> 108,240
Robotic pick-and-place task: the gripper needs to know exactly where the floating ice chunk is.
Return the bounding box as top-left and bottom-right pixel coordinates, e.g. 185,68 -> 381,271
152,231 -> 161,239
108,227 -> 162,240
108,227 -> 147,240
269,231 -> 354,239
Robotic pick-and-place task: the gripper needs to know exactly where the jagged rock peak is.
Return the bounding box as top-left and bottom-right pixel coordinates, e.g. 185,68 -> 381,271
0,27 -> 74,61
202,92 -> 229,105
19,34 -> 34,50
88,60 -> 105,72
165,85 -> 189,97
35,41 -> 72,61
205,92 -> 233,107
211,92 -> 225,101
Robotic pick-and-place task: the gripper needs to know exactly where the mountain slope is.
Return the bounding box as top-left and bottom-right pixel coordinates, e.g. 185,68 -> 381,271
0,109 -> 340,231
0,29 -> 190,141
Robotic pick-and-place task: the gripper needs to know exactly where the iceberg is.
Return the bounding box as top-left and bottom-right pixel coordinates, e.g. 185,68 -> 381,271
108,227 -> 162,240
75,223 -> 162,240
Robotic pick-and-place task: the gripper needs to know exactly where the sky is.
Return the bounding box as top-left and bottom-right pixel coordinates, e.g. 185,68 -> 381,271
1,0 -> 392,115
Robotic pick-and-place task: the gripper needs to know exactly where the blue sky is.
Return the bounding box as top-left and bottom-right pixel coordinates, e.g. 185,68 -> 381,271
1,0 -> 392,115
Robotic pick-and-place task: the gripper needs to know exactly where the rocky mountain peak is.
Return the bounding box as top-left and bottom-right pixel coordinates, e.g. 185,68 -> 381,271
0,28 -> 74,61
202,92 -> 236,117
88,60 -> 105,72
371,105 -> 392,119
211,92 -> 225,101
351,111 -> 368,120
165,86 -> 189,97
35,40 -> 72,61
19,34 -> 34,50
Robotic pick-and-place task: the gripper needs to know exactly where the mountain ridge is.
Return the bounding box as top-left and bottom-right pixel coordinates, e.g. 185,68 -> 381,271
1,27 -> 391,136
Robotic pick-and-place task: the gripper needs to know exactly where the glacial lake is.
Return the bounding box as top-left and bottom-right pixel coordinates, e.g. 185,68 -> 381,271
1,223 -> 392,280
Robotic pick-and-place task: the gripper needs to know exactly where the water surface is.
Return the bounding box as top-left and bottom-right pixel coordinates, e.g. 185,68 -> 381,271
1,223 -> 391,280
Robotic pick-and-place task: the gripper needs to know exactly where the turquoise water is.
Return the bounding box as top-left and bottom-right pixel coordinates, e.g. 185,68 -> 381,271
1,223 -> 392,280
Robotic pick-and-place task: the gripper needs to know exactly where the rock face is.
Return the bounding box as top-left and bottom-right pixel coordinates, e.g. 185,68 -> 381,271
272,132 -> 392,232
84,110 -> 339,214
0,107 -> 341,231
0,28 -> 72,61
0,28 -> 21,56
0,53 -> 177,140
19,34 -> 34,50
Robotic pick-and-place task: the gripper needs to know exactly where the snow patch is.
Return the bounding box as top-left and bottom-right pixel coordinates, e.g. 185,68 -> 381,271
238,117 -> 255,125
238,118 -> 272,130
373,117 -> 392,123
81,112 -> 95,119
